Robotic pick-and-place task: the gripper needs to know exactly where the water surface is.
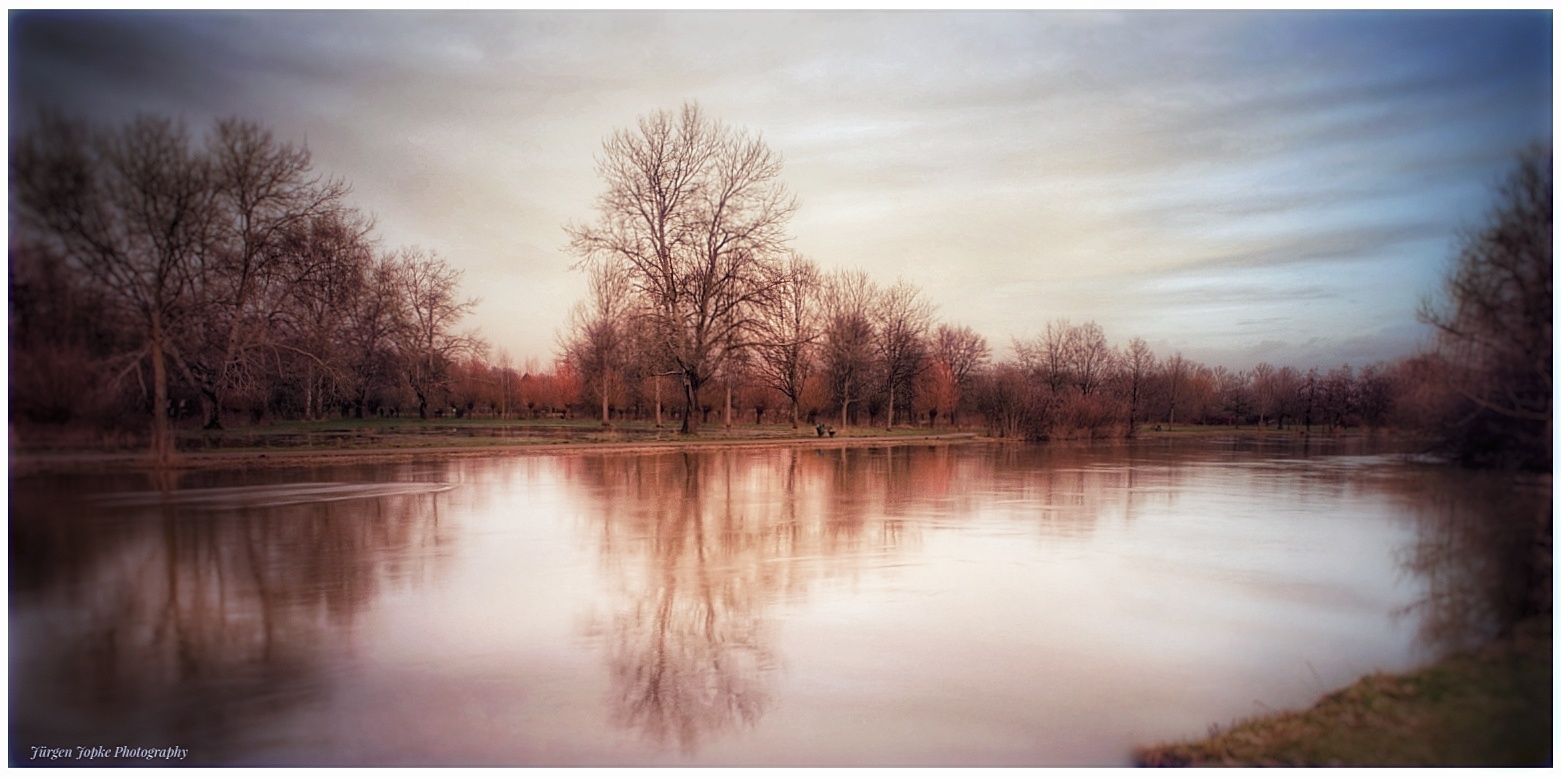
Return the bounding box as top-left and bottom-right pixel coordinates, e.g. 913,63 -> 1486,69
9,437 -> 1531,766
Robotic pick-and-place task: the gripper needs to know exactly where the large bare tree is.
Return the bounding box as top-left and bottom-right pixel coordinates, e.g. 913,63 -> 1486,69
568,103 -> 797,434
11,113 -> 218,465
178,119 -> 351,429
1418,145 -> 1552,471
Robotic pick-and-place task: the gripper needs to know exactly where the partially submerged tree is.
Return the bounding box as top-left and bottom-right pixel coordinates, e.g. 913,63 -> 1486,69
568,102 -> 797,434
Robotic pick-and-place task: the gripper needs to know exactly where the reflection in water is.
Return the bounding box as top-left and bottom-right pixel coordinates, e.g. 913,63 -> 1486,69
575,447 -> 947,753
1390,467 -> 1552,655
571,444 -> 1199,756
9,438 -> 1545,766
571,439 -> 1546,759
590,455 -> 774,752
9,477 -> 454,765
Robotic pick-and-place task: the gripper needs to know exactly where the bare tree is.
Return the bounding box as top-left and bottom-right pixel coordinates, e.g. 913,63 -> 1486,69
341,253 -> 407,418
390,248 -> 483,419
1250,361 -> 1278,428
274,208 -> 376,420
1119,337 -> 1156,435
872,279 -> 935,430
751,253 -> 821,429
11,113 -> 218,465
820,269 -> 878,429
1216,366 -> 1253,425
1065,320 -> 1114,397
177,119 -> 351,429
568,103 -> 797,434
1015,319 -> 1072,393
1160,352 -> 1190,426
1418,144 -> 1552,470
561,263 -> 636,425
1270,365 -> 1302,430
932,323 -> 990,427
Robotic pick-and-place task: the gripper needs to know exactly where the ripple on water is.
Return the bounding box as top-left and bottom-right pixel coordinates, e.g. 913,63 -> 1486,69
89,481 -> 457,509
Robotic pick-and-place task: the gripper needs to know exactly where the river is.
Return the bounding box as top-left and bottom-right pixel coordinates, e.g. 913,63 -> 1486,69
8,435 -> 1539,766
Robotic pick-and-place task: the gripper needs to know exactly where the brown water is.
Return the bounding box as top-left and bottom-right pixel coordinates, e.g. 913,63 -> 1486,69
8,436 -> 1537,766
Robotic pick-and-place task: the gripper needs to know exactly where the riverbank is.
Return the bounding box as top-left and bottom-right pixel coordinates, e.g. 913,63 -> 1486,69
7,420 -> 989,475
1134,617 -> 1553,767
8,416 -> 1414,476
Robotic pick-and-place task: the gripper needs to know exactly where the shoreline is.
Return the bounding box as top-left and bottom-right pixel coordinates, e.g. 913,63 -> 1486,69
1132,616 -> 1552,767
7,431 -> 991,476
6,424 -> 1416,477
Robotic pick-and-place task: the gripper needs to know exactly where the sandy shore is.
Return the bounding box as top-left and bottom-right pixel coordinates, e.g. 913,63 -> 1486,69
8,432 -> 989,476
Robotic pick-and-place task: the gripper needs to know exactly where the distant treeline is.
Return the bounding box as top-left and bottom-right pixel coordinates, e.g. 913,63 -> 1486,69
9,108 -> 1550,473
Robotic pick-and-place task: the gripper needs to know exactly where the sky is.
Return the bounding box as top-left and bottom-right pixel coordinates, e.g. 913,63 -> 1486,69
8,10 -> 1553,371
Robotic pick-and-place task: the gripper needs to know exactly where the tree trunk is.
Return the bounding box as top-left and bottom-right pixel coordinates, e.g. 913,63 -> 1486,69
840,377 -> 851,430
655,376 -> 664,428
198,388 -> 221,430
724,382 -> 732,429
600,374 -> 610,426
149,311 -> 175,467
681,373 -> 701,435
886,383 -> 896,431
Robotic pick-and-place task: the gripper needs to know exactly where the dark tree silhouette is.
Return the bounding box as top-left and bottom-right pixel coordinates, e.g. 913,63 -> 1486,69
11,114 -> 216,465
1418,145 -> 1552,471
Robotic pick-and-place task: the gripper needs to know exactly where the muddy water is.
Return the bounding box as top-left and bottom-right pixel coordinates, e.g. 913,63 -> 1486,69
8,437 -> 1536,766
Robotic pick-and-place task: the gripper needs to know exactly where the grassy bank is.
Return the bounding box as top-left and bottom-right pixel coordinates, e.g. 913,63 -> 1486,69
8,417 -> 987,475
1134,618 -> 1552,767
11,417 -> 967,454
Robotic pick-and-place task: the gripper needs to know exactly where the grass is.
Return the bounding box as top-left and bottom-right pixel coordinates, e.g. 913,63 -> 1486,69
5,416 -> 969,457
1134,618 -> 1552,767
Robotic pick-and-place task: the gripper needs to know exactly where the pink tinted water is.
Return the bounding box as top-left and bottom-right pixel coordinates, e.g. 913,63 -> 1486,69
11,438 -> 1498,766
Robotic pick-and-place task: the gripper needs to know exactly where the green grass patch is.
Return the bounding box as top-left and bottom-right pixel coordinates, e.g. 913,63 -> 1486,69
1135,619 -> 1552,767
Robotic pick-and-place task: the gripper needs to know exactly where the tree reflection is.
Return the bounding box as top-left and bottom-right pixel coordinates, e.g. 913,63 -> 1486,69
572,442 -> 1210,756
1392,467 -> 1551,655
583,453 -> 776,754
9,481 -> 452,764
576,446 -> 963,754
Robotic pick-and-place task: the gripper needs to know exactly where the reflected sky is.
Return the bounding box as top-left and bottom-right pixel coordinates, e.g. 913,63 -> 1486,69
8,439 -> 1532,766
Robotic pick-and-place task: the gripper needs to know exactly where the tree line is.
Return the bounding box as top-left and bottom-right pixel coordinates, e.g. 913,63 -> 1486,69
10,106 -> 1549,474
10,114 -> 485,463
558,258 -> 1415,441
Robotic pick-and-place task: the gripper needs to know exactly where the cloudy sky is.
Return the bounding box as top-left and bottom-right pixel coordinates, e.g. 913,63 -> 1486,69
9,10 -> 1552,370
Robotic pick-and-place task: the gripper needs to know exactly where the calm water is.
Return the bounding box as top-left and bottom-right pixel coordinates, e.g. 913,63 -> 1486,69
8,436 -> 1538,766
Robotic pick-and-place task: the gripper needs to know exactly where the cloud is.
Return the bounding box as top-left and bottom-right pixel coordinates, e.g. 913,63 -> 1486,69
8,10 -> 1551,368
